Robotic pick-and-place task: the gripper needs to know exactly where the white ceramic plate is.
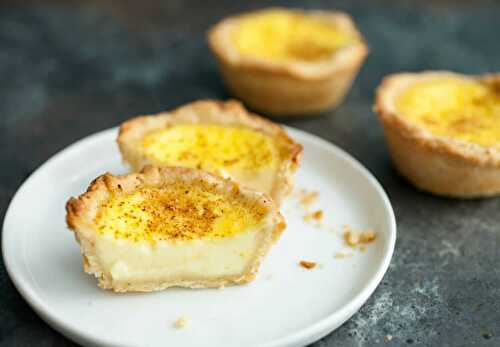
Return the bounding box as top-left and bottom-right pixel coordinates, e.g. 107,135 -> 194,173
2,127 -> 396,347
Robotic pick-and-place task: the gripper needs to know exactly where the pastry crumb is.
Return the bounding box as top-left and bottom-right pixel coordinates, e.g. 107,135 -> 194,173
304,209 -> 323,222
312,210 -> 323,220
296,188 -> 326,226
334,251 -> 354,259
299,260 -> 317,269
174,316 -> 190,329
384,334 -> 393,342
299,190 -> 319,205
343,226 -> 360,246
360,229 -> 377,243
343,226 -> 377,248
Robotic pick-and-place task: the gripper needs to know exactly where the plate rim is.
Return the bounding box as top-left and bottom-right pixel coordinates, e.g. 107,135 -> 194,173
2,126 -> 397,347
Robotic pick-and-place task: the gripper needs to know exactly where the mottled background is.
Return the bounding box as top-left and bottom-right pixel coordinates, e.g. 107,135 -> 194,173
1,1 -> 500,346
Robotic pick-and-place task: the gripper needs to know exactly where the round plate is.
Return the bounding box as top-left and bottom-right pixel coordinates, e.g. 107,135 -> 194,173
2,127 -> 396,347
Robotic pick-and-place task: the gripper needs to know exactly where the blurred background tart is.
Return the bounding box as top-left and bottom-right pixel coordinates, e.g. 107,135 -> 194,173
375,71 -> 500,198
208,8 -> 368,116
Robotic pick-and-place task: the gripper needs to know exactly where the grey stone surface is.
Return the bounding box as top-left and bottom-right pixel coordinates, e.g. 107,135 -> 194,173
1,1 -> 499,346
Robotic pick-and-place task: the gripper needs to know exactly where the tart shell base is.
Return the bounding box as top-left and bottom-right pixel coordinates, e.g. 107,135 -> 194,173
383,125 -> 500,198
217,62 -> 363,116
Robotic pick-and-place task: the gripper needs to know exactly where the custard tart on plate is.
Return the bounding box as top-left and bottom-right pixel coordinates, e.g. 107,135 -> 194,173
118,99 -> 302,206
208,8 -> 368,116
375,71 -> 500,198
66,166 -> 285,292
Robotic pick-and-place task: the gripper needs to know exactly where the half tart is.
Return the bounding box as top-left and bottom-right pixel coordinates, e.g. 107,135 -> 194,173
208,8 -> 368,116
375,71 -> 500,198
66,166 -> 285,292
118,99 -> 302,206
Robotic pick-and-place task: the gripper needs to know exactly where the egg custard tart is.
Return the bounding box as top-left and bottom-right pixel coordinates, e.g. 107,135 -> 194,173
66,166 -> 285,292
208,8 -> 368,116
375,71 -> 500,198
118,100 -> 302,206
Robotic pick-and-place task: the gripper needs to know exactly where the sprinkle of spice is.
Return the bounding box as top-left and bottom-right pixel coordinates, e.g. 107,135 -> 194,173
93,181 -> 266,243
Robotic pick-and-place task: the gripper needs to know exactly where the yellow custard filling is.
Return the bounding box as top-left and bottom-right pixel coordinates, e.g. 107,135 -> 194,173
396,77 -> 500,146
232,9 -> 358,62
94,183 -> 266,243
142,124 -> 280,174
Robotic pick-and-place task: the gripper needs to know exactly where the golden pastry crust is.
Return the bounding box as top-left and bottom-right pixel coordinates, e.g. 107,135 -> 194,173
208,8 -> 368,116
66,166 -> 285,292
117,99 -> 302,206
375,71 -> 500,198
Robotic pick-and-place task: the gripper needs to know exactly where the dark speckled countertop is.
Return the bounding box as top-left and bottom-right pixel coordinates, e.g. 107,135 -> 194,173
1,1 -> 499,346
